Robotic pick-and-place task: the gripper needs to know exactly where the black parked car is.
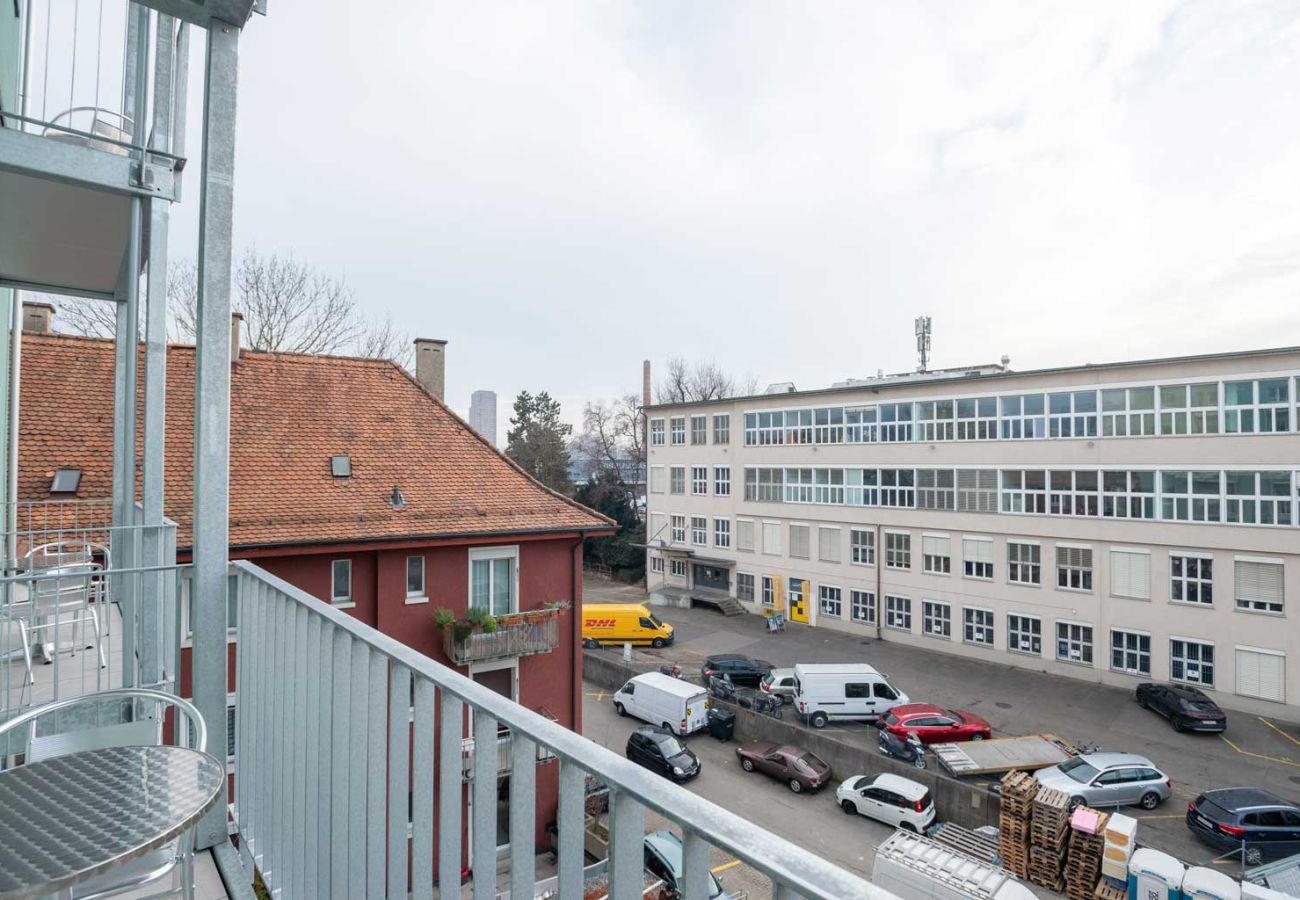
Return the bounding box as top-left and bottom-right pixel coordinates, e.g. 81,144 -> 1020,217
700,654 -> 774,688
1136,682 -> 1227,732
1188,788 -> 1300,862
626,726 -> 701,782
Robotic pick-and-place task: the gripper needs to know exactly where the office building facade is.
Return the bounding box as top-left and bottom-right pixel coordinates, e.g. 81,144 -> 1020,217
470,389 -> 498,445
646,347 -> 1300,719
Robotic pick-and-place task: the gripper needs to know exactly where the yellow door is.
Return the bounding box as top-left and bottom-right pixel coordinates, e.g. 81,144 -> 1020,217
787,578 -> 809,623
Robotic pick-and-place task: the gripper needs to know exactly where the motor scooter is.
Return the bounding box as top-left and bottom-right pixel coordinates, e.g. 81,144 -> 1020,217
878,727 -> 927,769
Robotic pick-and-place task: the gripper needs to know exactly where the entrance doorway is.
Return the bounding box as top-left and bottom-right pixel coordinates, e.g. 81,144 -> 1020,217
692,564 -> 729,592
471,664 -> 516,856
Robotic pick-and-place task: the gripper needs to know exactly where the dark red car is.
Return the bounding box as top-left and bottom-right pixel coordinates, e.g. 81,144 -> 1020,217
882,703 -> 991,744
735,740 -> 831,793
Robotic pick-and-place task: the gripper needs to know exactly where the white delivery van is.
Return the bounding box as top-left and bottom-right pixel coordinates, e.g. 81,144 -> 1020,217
792,663 -> 908,727
613,672 -> 710,736
872,830 -> 1038,900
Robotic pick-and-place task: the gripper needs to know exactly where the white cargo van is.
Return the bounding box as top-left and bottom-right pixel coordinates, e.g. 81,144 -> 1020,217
792,663 -> 908,728
613,673 -> 710,735
872,830 -> 1037,900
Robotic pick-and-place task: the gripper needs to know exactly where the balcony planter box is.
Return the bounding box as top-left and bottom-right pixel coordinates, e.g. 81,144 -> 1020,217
442,607 -> 562,665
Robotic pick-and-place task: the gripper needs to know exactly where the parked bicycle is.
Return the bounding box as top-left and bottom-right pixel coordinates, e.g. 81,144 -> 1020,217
737,690 -> 784,719
658,663 -> 685,680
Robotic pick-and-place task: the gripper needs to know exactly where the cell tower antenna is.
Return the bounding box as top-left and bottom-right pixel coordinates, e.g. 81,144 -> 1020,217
915,316 -> 932,373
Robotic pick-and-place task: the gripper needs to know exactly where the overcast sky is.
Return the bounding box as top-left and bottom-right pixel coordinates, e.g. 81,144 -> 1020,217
168,1 -> 1300,434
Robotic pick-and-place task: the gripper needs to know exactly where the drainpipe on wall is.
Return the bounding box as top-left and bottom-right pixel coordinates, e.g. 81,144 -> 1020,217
875,524 -> 883,640
571,536 -> 583,734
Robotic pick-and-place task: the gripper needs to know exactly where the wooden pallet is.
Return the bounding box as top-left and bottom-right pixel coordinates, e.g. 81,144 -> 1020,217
930,822 -> 1000,866
1000,843 -> 1029,879
1092,879 -> 1125,900
1032,785 -> 1071,836
1028,845 -> 1065,890
1064,811 -> 1110,900
999,771 -> 1038,818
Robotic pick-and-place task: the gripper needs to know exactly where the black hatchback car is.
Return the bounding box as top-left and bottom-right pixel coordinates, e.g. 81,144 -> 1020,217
626,726 -> 701,782
1188,789 -> 1300,861
1136,682 -> 1227,732
700,654 -> 774,688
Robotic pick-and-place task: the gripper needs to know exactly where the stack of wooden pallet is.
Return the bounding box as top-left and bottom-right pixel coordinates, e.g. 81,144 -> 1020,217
1064,807 -> 1110,900
1027,785 -> 1070,890
997,771 -> 1037,878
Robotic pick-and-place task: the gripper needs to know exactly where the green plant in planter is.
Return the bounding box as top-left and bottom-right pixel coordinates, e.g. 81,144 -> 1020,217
465,606 -> 487,627
434,608 -> 455,630
481,614 -> 498,634
452,620 -> 473,644
542,599 -> 572,611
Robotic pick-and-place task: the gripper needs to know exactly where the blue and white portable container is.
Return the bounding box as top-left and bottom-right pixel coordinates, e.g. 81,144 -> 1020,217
1128,848 -> 1185,900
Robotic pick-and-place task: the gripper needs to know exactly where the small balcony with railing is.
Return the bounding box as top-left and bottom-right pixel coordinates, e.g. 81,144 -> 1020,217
440,605 -> 564,665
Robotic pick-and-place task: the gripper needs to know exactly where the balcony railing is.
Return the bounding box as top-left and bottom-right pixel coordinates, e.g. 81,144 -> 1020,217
442,609 -> 562,665
230,560 -> 890,899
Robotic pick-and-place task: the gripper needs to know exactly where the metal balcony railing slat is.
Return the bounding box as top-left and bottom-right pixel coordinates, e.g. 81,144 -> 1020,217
303,611 -> 322,899
509,732 -> 537,896
471,710 -> 498,899
367,651 -> 387,899
683,828 -> 711,900
386,664 -> 410,898
292,602 -> 311,898
609,788 -> 647,897
348,639 -> 369,898
329,627 -> 351,895
413,680 -> 437,900
557,760 -> 584,898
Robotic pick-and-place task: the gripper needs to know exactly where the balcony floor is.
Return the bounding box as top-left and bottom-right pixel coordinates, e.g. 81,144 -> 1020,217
1,597 -> 128,713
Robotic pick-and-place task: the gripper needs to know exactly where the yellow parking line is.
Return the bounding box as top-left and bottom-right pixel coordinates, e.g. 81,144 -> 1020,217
1259,717 -> 1300,748
1219,733 -> 1300,768
711,859 -> 741,874
584,690 -> 605,702
1135,814 -> 1185,820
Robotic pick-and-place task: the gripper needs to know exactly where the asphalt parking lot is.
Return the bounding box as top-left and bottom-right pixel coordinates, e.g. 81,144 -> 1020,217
584,576 -> 1300,870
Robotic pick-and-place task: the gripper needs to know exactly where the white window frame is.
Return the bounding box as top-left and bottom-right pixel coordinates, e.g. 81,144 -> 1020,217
332,559 -> 353,607
1055,620 -> 1094,666
1169,551 -> 1213,606
1170,636 -> 1215,688
818,526 -> 841,563
922,600 -> 952,638
921,533 -> 951,575
713,518 -> 731,549
714,465 -> 731,496
1110,628 -> 1151,676
1049,469 -> 1100,517
1160,470 -> 1222,523
955,396 -> 998,440
650,556 -> 665,574
713,413 -> 731,444
1101,470 -> 1156,519
670,515 -> 686,544
670,559 -> 687,577
649,465 -> 666,494
650,418 -> 665,446
963,606 -> 994,647
690,515 -> 707,547
885,595 -> 912,631
405,555 -> 427,604
669,466 -> 685,495
1109,547 -> 1151,601
819,584 -> 843,619
736,572 -> 755,603
690,415 -> 708,445
670,417 -> 686,445
736,518 -> 755,553
1235,646 -> 1286,703
962,536 -> 994,580
761,521 -> 781,556
1225,470 -> 1293,526
850,528 -> 875,566
1007,614 -> 1042,656
1055,543 -> 1093,593
761,575 -> 775,607
1007,540 -> 1040,586
1234,556 -> 1285,614
468,545 -> 519,617
691,465 -> 708,496
885,530 -> 911,571
851,589 -> 875,624
1158,381 -> 1219,435
1000,469 -> 1047,514
1101,386 -> 1156,437
788,523 -> 810,560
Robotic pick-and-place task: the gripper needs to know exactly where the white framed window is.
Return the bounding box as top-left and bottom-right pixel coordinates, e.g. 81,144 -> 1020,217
922,600 -> 951,638
784,409 -> 814,445
650,418 -> 665,446
819,585 -> 843,618
736,572 -> 754,602
818,526 -> 841,563
1049,469 -> 1099,516
789,524 -> 810,559
999,393 -> 1046,440
1000,469 -> 1047,514
470,546 -> 518,617
745,467 -> 784,503
1159,382 -> 1218,435
761,575 -> 775,607
879,468 -> 915,507
1109,548 -> 1151,601
713,414 -> 731,444
1170,553 -> 1213,605
690,415 -> 708,445
1047,390 -> 1098,438
1225,378 -> 1291,434
649,466 -> 666,494
670,417 -> 686,445
1056,621 -> 1094,665
332,559 -> 353,606
1226,471 -> 1293,526
1102,470 -> 1156,519
846,468 -> 879,507
714,466 -> 731,496
885,595 -> 912,631
1236,647 -> 1286,702
783,467 -> 814,503
963,607 -> 994,646
915,400 -> 955,442
1160,470 -> 1221,522
850,528 -> 875,566
885,531 -> 910,570
878,403 -> 913,442
813,407 -> 844,444
761,522 -> 781,555
736,519 -> 755,553
670,515 -> 686,544
962,537 -> 993,580
1007,541 -> 1040,585
1170,638 -> 1215,687
690,515 -> 707,546
851,589 -> 875,624
1055,545 -> 1093,592
745,411 -> 785,446
649,512 -> 667,543
845,405 -> 878,443
813,468 -> 845,504
713,518 -> 731,548
1007,614 -> 1042,655
670,559 -> 687,577
922,534 -> 951,575
669,466 -> 685,495
956,469 -> 998,513
1101,386 -> 1156,437
1235,558 -> 1284,613
691,466 -> 708,496
956,397 -> 998,440
405,556 -> 426,601
651,556 -> 665,574
1110,629 -> 1151,676
917,469 -> 955,510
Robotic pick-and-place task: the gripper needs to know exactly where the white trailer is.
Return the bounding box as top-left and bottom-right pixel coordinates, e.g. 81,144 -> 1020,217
871,830 -> 1038,900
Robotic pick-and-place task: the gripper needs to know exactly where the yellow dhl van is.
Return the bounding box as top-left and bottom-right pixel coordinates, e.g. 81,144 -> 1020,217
581,603 -> 674,648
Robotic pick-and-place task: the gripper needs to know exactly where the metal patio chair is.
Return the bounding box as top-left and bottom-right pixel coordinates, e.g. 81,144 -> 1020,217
12,542 -> 112,682
0,688 -> 209,900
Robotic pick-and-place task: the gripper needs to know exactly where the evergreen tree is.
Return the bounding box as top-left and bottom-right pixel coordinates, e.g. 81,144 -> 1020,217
574,471 -> 646,581
506,391 -> 573,493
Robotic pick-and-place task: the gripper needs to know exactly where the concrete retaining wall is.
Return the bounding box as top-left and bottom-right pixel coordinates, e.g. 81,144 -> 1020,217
582,650 -> 1003,831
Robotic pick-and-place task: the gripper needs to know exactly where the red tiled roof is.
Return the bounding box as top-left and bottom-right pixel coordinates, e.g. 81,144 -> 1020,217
18,333 -> 614,549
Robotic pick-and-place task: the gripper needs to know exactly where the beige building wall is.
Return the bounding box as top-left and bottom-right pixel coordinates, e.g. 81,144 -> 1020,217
645,348 -> 1300,720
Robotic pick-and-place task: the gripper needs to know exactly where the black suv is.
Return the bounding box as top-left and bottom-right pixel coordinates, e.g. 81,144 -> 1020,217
1188,788 -> 1300,861
1136,682 -> 1227,732
625,726 -> 700,782
700,654 -> 773,688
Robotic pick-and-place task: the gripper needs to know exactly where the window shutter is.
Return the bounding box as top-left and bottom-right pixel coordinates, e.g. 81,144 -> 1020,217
1236,648 -> 1285,702
1236,561 -> 1284,606
962,538 -> 993,565
818,527 -> 841,563
1110,550 -> 1150,600
789,524 -> 810,559
737,521 -> 754,552
762,522 -> 781,554
922,535 -> 950,558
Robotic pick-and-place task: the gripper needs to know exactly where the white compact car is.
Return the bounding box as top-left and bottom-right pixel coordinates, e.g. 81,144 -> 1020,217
836,773 -> 936,832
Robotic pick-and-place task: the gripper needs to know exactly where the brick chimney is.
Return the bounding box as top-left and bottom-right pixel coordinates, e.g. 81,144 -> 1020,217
414,338 -> 447,400
231,312 -> 243,364
22,301 -> 55,334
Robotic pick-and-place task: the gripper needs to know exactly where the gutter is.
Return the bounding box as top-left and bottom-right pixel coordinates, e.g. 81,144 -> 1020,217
177,522 -> 618,556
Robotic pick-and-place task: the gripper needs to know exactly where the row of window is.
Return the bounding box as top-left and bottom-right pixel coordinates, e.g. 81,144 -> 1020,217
652,516 -> 1285,614
701,466 -> 1300,528
651,414 -> 732,447
329,548 -> 518,615
673,375 -> 1299,446
733,573 -> 1280,701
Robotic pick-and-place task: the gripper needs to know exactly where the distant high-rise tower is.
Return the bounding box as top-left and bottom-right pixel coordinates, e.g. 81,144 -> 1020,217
469,390 -> 498,445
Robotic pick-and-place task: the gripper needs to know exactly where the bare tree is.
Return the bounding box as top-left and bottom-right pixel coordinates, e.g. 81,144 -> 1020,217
654,356 -> 757,403
51,250 -> 412,363
578,393 -> 644,477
